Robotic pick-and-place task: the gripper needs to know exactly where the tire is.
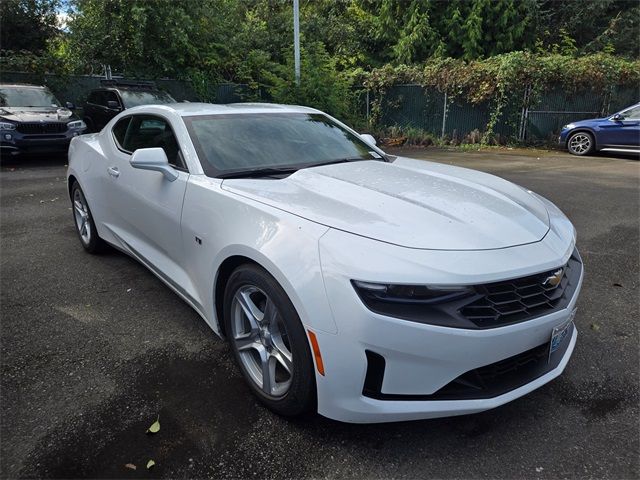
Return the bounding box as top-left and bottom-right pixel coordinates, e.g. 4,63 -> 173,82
71,181 -> 107,253
223,264 -> 316,416
567,131 -> 595,156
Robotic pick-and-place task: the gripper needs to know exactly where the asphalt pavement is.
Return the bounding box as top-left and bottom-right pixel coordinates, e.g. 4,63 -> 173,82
1,147 -> 638,479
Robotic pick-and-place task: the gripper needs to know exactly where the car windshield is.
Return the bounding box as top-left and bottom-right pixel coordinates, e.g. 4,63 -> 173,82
120,90 -> 175,108
0,87 -> 61,108
184,112 -> 383,177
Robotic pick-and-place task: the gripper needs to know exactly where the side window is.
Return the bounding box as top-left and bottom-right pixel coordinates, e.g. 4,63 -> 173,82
112,117 -> 131,149
121,115 -> 185,169
105,91 -> 120,108
88,91 -> 105,105
622,105 -> 640,120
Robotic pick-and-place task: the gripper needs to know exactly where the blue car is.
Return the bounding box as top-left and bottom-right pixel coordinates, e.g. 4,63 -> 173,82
559,102 -> 640,155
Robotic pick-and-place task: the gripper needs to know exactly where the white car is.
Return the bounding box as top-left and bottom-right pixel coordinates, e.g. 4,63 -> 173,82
67,103 -> 583,423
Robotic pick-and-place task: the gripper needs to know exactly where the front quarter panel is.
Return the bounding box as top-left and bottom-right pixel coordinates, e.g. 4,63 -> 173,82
180,175 -> 336,335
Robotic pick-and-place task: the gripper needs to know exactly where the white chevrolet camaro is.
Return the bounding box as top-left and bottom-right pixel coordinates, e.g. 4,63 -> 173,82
67,103 -> 583,423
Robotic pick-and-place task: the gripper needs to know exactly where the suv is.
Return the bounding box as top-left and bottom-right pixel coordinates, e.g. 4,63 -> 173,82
83,80 -> 176,132
0,83 -> 87,156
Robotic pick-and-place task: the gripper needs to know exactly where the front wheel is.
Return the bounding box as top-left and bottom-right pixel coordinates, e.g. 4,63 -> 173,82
567,131 -> 595,156
71,182 -> 107,253
223,264 -> 316,416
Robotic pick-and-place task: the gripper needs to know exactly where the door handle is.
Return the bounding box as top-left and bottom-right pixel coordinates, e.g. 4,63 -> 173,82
107,166 -> 120,178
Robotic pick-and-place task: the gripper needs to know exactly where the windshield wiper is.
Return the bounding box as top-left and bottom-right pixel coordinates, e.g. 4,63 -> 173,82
218,166 -> 300,179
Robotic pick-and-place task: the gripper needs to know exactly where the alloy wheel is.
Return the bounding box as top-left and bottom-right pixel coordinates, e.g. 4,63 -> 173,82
568,133 -> 592,155
231,285 -> 294,398
73,188 -> 92,245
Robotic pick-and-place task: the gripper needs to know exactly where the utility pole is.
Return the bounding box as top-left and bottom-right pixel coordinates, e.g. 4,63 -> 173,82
293,0 -> 300,86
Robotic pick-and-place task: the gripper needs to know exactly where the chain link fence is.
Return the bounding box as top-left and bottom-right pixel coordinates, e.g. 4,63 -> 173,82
367,83 -> 639,143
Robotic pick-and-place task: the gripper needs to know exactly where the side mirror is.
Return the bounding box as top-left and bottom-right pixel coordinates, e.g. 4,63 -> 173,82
360,133 -> 377,146
612,113 -> 624,121
107,100 -> 121,110
66,101 -> 76,110
130,148 -> 178,182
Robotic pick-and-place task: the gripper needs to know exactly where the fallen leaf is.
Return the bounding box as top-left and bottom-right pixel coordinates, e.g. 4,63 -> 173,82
613,283 -> 623,288
124,463 -> 137,471
590,323 -> 600,331
126,288 -> 132,293
146,460 -> 156,470
147,416 -> 160,434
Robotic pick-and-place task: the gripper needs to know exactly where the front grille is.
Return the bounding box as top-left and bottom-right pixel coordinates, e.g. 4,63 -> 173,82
459,250 -> 582,328
16,122 -> 67,134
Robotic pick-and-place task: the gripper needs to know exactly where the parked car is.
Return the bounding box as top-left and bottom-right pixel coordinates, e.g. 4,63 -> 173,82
559,102 -> 640,155
67,103 -> 583,423
0,83 -> 87,156
83,80 -> 175,132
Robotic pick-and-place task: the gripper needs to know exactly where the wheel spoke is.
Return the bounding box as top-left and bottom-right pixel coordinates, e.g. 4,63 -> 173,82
236,289 -> 263,328
73,200 -> 85,216
261,351 -> 276,395
262,297 -> 278,328
235,331 -> 260,352
271,346 -> 293,375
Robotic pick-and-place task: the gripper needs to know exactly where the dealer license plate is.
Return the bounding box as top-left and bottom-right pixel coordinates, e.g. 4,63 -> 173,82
549,309 -> 576,361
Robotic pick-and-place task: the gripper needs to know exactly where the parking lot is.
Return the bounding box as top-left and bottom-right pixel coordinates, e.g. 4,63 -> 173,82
1,147 -> 638,479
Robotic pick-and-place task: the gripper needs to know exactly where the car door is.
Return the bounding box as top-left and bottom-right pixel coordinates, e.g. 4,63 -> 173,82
104,113 -> 192,287
598,104 -> 640,147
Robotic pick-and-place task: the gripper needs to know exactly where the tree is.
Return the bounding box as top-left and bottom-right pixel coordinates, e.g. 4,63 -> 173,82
0,0 -> 60,52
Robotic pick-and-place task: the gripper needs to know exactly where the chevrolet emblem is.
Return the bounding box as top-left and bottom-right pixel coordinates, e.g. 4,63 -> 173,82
543,268 -> 564,288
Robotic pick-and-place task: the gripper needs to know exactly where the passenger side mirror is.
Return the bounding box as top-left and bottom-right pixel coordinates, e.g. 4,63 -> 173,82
360,133 -> 377,146
65,101 -> 76,110
130,148 -> 178,182
611,113 -> 624,121
107,100 -> 121,111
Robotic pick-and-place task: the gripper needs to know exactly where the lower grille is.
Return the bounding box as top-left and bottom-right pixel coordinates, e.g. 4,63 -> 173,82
362,323 -> 573,401
16,122 -> 67,134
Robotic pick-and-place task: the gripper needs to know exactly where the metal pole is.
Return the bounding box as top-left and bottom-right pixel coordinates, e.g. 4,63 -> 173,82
293,0 -> 300,86
366,89 -> 370,119
441,91 -> 448,138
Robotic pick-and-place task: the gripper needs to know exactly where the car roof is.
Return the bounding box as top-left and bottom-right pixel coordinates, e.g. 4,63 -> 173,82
143,102 -> 322,117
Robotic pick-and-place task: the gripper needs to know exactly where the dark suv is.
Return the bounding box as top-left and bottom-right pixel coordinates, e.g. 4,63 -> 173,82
83,80 -> 175,132
0,83 -> 87,156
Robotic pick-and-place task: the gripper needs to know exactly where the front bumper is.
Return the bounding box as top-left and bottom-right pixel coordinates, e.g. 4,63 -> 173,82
0,128 -> 86,155
312,228 -> 582,423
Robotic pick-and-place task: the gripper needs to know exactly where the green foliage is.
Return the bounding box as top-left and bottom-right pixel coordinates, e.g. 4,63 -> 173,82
364,52 -> 640,142
0,0 -> 60,53
268,41 -> 353,119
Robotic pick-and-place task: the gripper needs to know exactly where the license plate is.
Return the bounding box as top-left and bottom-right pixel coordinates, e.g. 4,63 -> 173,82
549,309 -> 576,361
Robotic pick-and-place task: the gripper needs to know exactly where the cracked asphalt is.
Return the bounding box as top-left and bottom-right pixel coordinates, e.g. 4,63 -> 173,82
1,147 -> 638,479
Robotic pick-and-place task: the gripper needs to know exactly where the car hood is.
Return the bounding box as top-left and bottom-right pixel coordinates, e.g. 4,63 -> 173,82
0,106 -> 76,123
221,157 -> 550,250
566,117 -> 606,128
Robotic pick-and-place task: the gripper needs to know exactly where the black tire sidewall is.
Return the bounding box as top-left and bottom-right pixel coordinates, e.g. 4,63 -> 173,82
567,131 -> 595,156
223,264 -> 316,416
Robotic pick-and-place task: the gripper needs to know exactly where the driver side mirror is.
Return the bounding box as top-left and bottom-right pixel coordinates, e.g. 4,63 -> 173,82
65,101 -> 76,110
612,113 -> 624,121
107,100 -> 121,111
360,133 -> 377,146
130,148 -> 178,182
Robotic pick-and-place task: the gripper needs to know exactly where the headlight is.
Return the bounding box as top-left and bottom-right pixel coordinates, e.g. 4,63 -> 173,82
0,122 -> 16,130
352,280 -> 478,327
67,120 -> 87,130
561,123 -> 575,130
352,281 -> 472,305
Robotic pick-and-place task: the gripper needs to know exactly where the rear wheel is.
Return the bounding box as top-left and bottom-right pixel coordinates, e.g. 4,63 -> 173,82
71,182 -> 107,253
223,264 -> 316,416
567,131 -> 595,156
